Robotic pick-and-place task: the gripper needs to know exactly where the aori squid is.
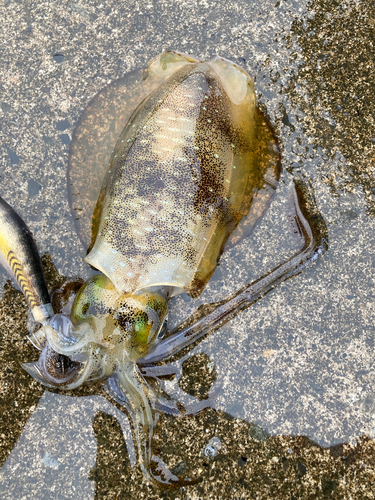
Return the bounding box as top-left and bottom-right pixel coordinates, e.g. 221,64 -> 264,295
0,52 -> 327,487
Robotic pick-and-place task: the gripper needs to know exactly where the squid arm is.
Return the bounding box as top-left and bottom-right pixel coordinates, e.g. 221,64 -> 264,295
104,366 -> 197,487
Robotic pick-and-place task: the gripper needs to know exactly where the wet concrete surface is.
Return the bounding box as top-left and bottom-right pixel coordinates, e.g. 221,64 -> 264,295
0,0 -> 374,497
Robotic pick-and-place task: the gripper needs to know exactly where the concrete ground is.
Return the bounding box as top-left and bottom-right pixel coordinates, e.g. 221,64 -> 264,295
0,0 -> 374,498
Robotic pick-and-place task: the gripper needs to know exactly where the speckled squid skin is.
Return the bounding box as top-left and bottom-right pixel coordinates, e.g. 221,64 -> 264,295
85,54 -> 266,296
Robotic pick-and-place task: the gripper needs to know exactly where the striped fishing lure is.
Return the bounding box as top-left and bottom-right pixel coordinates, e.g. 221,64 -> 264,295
0,197 -> 53,323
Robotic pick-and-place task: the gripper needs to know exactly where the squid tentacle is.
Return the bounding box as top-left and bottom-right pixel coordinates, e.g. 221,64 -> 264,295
105,366 -> 197,487
138,179 -> 328,365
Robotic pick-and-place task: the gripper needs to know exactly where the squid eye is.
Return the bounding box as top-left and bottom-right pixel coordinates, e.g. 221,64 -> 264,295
129,310 -> 154,345
114,291 -> 168,349
116,308 -> 151,345
71,274 -> 120,326
39,344 -> 82,386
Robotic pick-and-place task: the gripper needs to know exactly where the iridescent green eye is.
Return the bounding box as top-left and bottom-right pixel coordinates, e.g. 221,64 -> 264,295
115,291 -> 168,351
70,279 -> 168,359
133,310 -> 153,345
71,274 -> 120,325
